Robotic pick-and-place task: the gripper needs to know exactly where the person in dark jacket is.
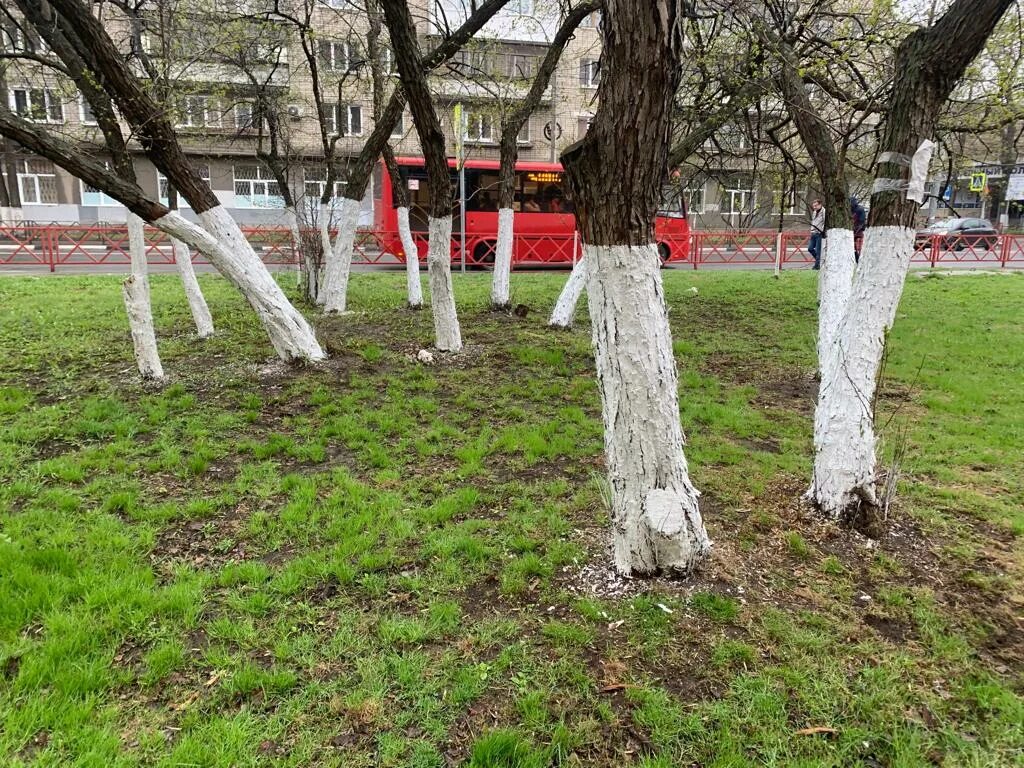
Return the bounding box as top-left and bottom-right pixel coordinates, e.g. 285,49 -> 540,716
851,196 -> 866,262
808,199 -> 825,270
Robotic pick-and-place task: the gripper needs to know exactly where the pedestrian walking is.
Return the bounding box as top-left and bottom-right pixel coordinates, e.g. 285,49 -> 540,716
808,199 -> 825,270
851,196 -> 866,262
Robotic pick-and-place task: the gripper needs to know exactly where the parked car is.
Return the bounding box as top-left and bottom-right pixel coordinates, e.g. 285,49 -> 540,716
916,218 -> 998,251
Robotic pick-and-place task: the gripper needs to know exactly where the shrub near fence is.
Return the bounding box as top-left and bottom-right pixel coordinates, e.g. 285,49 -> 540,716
2,225 -> 1023,271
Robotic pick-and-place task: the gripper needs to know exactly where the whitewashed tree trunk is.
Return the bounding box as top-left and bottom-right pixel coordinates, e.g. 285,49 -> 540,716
397,206 -> 423,309
427,216 -> 462,352
586,243 -> 710,575
321,197 -> 362,314
491,207 -> 514,308
810,225 -> 916,517
314,201 -> 331,305
171,238 -> 214,339
122,213 -> 163,380
816,227 -> 856,370
549,256 -> 587,329
154,207 -> 325,363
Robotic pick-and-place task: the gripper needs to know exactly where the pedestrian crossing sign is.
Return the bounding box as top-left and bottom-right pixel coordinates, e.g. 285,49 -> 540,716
969,172 -> 987,192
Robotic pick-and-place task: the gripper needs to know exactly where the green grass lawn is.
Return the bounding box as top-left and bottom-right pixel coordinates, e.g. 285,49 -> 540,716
0,268 -> 1021,767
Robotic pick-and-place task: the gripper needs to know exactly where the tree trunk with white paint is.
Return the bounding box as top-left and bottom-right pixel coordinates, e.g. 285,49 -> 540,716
427,216 -> 462,351
587,243 -> 710,573
321,196 -> 362,314
560,0 -> 710,575
807,0 -> 1011,519
122,213 -> 163,380
491,207 -> 514,308
548,257 -> 587,329
156,207 -> 325,362
171,238 -> 213,339
816,228 -> 855,367
381,0 -> 463,351
397,206 -> 423,309
810,226 -> 915,516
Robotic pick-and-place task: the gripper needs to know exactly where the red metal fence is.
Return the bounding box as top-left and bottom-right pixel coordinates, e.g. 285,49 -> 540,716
3,224 -> 1023,271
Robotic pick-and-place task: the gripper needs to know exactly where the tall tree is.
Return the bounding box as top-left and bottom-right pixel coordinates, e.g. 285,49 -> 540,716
379,0 -> 461,351
561,0 -> 710,575
810,0 -> 1014,521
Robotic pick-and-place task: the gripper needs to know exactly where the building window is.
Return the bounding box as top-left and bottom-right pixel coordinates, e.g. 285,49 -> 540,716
684,185 -> 705,215
177,95 -> 222,128
9,88 -> 64,123
79,95 -> 98,126
3,25 -> 48,54
517,119 -> 530,144
321,40 -> 359,72
390,111 -> 405,138
464,110 -> 495,143
507,54 -> 534,79
81,179 -> 120,207
158,164 -> 211,208
234,164 -> 284,208
234,101 -> 265,132
303,167 -> 346,200
326,104 -> 362,136
778,188 -> 801,215
455,49 -> 495,76
380,46 -> 396,75
506,0 -> 533,15
16,158 -> 58,204
579,59 -> 599,88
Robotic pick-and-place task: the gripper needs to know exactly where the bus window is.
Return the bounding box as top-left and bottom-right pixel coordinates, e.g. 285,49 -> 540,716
465,169 -> 500,212
659,185 -> 685,218
516,169 -> 568,213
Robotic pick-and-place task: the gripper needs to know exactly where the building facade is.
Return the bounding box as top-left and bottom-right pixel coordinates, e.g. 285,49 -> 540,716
0,0 -> 603,227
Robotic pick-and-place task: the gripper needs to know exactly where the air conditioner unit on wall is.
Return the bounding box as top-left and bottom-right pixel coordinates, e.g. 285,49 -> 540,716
287,104 -> 303,119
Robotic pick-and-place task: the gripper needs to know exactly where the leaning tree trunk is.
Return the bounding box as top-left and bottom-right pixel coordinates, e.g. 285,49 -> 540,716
809,0 -> 1012,519
773,38 -> 857,375
381,0 -> 462,351
397,206 -> 423,309
562,0 -> 710,576
321,196 -> 362,314
123,213 -> 163,380
171,238 -> 214,338
41,0 -> 324,363
548,257 -> 587,328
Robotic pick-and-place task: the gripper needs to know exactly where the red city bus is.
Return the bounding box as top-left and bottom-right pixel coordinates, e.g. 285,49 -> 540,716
374,157 -> 690,266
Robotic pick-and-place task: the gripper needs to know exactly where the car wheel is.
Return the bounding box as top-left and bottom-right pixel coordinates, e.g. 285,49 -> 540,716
657,242 -> 671,266
473,241 -> 496,269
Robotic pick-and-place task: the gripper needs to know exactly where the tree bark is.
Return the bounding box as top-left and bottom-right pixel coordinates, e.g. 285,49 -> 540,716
321,197 -> 362,314
381,0 -> 462,351
810,0 -> 1013,520
561,0 -> 710,576
123,213 -> 163,380
171,238 -> 214,339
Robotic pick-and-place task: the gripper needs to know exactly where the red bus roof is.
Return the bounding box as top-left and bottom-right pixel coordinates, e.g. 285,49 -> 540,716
393,156 -> 564,172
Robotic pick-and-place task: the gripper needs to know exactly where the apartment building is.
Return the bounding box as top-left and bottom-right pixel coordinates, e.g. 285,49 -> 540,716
0,0 -> 602,226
